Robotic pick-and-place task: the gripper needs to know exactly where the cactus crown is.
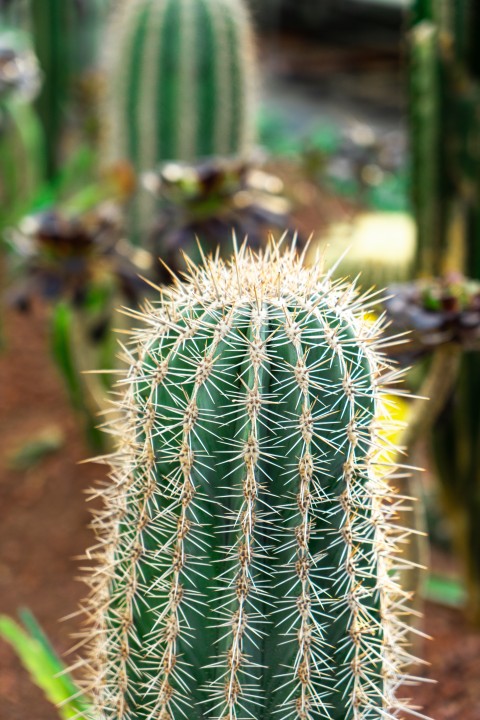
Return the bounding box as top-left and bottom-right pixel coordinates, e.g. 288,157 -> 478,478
103,0 -> 256,169
81,241 -> 420,720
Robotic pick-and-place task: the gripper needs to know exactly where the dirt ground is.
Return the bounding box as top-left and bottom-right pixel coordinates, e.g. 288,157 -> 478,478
0,305 -> 101,720
0,306 -> 479,720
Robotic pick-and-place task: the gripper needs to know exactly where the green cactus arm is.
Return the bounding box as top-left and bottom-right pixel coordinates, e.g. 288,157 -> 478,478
105,0 -> 256,166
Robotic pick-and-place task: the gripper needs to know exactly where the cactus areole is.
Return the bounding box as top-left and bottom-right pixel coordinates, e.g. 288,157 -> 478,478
83,242 -> 420,720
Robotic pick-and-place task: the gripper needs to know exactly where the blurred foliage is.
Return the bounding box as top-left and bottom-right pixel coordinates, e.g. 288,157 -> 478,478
143,158 -> 292,282
0,28 -> 45,230
258,110 -> 410,213
385,275 -> 480,357
425,574 -> 466,608
5,177 -> 150,448
0,609 -> 93,719
6,424 -> 64,470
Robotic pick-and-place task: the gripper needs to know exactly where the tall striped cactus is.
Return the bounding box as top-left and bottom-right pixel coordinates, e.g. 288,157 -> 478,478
103,0 -> 256,167
31,0 -> 75,178
410,0 -> 480,623
81,243 -> 420,720
409,0 -> 480,276
409,18 -> 442,276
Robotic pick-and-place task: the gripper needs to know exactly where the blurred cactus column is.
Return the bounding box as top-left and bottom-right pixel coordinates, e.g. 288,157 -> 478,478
30,0 -> 113,175
0,29 -> 44,229
409,8 -> 442,275
410,0 -> 480,276
102,0 -> 257,241
30,0 -> 74,178
75,0 -> 111,76
410,0 -> 480,623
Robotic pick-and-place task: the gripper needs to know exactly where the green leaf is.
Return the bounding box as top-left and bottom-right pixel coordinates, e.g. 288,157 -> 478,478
51,302 -> 83,410
0,611 -> 93,719
50,303 -> 105,451
7,425 -> 65,470
424,573 -> 466,607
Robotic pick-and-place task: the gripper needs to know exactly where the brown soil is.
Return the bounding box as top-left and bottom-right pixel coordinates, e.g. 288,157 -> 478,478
0,305 -> 101,720
0,307 -> 479,720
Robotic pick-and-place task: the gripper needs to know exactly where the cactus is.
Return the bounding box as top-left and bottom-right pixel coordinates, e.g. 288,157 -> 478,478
409,19 -> 443,276
104,0 -> 256,168
410,0 -> 480,623
102,0 -> 257,241
0,30 -> 44,229
30,0 -> 112,178
80,242 -> 420,720
409,0 -> 480,276
0,98 -> 44,227
30,0 -> 75,178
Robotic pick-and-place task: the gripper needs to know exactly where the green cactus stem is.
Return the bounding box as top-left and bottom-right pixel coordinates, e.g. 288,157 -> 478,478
30,0 -> 74,178
0,30 -> 44,229
410,0 -> 480,277
104,0 -> 256,167
409,20 -> 442,276
79,242 -> 422,720
0,99 -> 44,228
410,0 -> 480,623
102,0 -> 257,241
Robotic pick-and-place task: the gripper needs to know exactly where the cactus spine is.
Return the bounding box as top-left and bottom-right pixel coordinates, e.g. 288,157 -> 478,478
82,243 -> 419,719
104,0 -> 256,167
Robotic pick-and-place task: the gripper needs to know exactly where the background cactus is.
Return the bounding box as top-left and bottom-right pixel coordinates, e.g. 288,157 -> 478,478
409,0 -> 480,277
104,0 -> 256,167
80,243 -> 418,720
0,97 -> 44,227
0,29 -> 44,229
410,0 -> 480,623
30,0 -> 74,178
102,0 -> 257,240
30,0 -> 112,178
409,17 -> 442,276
